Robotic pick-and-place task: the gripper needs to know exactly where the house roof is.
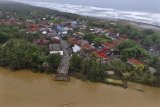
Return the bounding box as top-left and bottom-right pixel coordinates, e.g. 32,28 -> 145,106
72,45 -> 81,53
127,58 -> 144,65
80,40 -> 89,46
94,50 -> 109,59
34,38 -> 50,45
68,37 -> 80,45
103,42 -> 116,49
103,37 -> 126,49
26,24 -> 40,32
50,38 -> 60,44
81,43 -> 93,50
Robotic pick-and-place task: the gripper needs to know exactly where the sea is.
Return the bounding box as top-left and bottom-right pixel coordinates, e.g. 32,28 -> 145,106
11,0 -> 160,26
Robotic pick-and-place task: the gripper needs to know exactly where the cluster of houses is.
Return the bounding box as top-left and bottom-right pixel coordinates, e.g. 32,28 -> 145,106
68,31 -> 127,62
0,11 -> 146,69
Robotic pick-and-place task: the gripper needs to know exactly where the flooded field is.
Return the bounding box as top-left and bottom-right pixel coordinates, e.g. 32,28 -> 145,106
0,68 -> 160,107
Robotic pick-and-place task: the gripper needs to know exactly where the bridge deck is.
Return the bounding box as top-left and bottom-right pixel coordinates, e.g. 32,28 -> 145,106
55,37 -> 70,81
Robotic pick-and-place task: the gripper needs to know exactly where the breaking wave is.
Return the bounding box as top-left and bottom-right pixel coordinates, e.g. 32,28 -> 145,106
12,0 -> 160,26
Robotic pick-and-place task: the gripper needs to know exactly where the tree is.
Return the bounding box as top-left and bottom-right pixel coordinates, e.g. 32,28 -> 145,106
0,32 -> 9,44
47,54 -> 61,72
94,37 -> 102,45
83,34 -> 96,43
0,39 -> 46,71
81,56 -> 105,82
149,57 -> 160,72
121,47 -> 149,60
86,60 -> 105,82
70,55 -> 105,82
117,39 -> 138,51
107,59 -> 133,79
70,54 -> 83,72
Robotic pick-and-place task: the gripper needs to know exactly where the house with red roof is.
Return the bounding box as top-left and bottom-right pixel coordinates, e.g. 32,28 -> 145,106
90,47 -> 111,63
26,24 -> 40,33
127,58 -> 145,71
127,58 -> 144,65
34,38 -> 50,46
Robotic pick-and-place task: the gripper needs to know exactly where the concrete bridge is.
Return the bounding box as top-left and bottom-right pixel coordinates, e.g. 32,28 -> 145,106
55,37 -> 70,81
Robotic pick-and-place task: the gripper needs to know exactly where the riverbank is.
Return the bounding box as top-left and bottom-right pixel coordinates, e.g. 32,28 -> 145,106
0,68 -> 160,107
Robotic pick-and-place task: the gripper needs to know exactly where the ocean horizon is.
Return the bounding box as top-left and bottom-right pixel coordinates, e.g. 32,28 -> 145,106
11,0 -> 160,26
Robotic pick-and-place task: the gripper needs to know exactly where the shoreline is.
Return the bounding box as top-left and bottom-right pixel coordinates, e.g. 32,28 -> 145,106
1,67 -> 160,89
10,0 -> 160,31
1,67 -> 160,88
84,15 -> 160,31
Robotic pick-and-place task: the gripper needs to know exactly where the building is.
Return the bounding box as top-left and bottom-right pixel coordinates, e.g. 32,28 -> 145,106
26,24 -> 40,33
34,38 -> 50,46
72,44 -> 81,53
127,58 -> 145,71
127,58 -> 144,65
49,37 -> 61,51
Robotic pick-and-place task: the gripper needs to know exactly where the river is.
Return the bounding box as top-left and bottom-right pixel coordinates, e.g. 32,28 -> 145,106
0,68 -> 160,107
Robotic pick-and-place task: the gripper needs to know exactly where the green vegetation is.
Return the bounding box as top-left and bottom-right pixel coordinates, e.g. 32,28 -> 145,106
70,54 -> 105,82
0,25 -> 21,44
47,54 -> 62,73
0,38 -> 61,73
0,25 -> 40,43
117,39 -> 149,60
149,57 -> 160,72
70,54 -> 160,86
0,39 -> 46,71
83,33 -> 112,44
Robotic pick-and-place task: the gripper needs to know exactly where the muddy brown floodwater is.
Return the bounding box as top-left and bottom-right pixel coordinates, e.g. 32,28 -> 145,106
0,68 -> 160,107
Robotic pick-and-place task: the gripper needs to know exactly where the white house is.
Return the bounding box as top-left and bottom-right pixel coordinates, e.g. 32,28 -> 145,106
72,44 -> 81,53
